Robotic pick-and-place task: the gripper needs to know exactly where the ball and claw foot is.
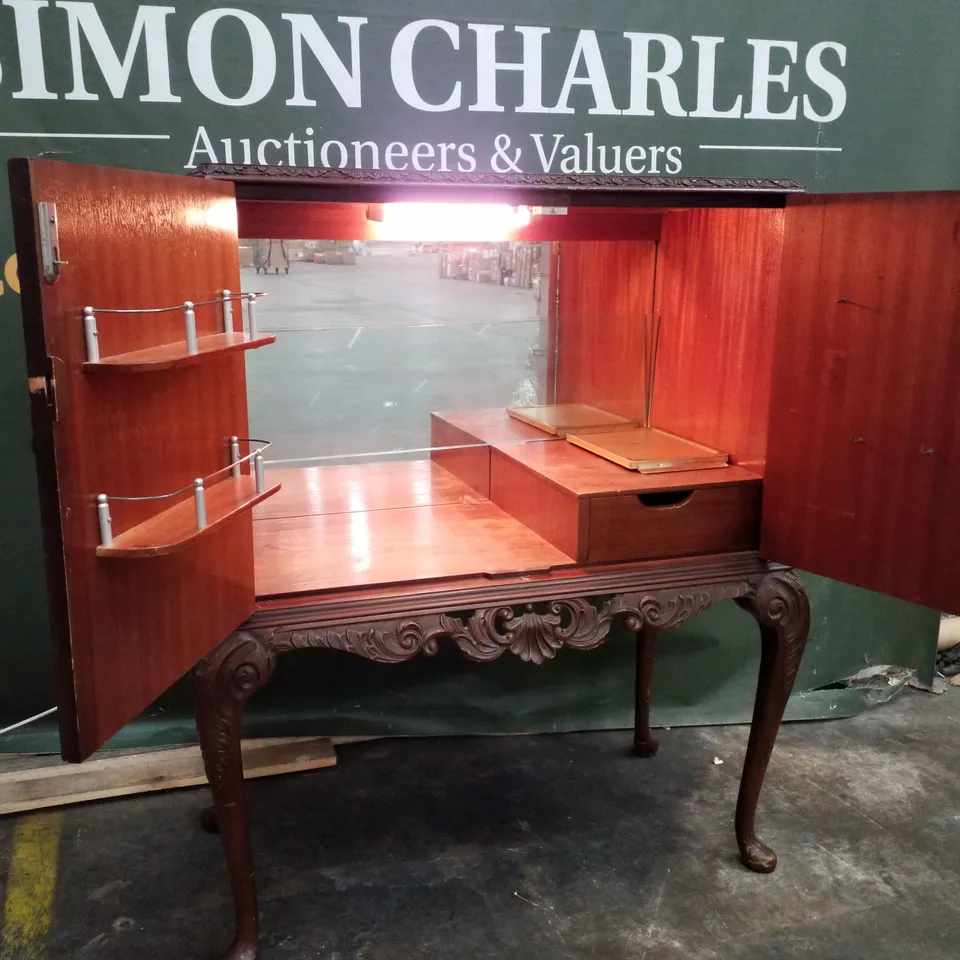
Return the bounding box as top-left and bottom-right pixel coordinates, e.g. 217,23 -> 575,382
739,834 -> 778,873
200,805 -> 219,834
632,734 -> 660,758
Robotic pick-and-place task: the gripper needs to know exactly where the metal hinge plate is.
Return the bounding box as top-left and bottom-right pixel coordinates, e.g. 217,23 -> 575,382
38,202 -> 67,283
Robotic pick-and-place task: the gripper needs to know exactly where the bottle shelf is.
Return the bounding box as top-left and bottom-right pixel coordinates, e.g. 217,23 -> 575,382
97,474 -> 280,558
83,331 -> 276,373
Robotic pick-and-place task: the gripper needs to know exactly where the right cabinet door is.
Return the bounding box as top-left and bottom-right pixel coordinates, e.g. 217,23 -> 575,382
761,191 -> 960,611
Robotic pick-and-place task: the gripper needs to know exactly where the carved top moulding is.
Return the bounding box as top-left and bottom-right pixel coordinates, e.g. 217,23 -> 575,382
192,164 -> 805,207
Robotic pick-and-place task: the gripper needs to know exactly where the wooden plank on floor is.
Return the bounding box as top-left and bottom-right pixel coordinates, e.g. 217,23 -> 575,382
0,737 -> 336,817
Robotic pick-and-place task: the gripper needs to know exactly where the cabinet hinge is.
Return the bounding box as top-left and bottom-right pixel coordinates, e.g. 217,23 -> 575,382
38,202 -> 68,283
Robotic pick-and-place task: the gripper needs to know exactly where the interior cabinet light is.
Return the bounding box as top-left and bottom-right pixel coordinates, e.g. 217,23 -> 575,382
368,202 -> 532,240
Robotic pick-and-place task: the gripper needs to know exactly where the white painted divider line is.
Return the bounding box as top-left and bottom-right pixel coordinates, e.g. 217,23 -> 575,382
0,132 -> 171,139
699,144 -> 843,152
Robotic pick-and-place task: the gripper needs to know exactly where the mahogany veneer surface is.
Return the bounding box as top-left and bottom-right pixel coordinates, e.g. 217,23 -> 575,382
99,478 -> 281,557
555,240 -> 658,422
84,331 -> 275,373
429,409 -> 557,497
253,460 -> 486,521
254,500 -> 575,597
588,485 -> 760,563
10,159 -> 252,760
493,440 -> 759,498
490,441 -> 760,562
762,192 -> 960,611
490,452 -> 586,561
432,408 -> 551,445
652,207 -> 784,472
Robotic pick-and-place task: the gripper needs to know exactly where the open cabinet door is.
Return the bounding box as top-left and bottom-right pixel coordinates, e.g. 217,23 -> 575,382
761,191 -> 960,611
10,159 -> 269,761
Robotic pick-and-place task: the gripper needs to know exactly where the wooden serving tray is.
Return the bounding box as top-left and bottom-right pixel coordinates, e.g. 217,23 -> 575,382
507,403 -> 635,437
565,428 -> 729,473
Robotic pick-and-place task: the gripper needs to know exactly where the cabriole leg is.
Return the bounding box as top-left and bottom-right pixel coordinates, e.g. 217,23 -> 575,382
734,571 -> 810,873
196,631 -> 276,960
633,624 -> 661,757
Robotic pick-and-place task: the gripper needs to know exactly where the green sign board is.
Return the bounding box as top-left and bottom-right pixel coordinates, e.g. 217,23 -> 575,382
0,0 -> 957,190
0,0 -> 954,731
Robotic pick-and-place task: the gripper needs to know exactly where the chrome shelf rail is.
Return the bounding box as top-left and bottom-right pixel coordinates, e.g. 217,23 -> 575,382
83,290 -> 267,362
96,438 -> 271,547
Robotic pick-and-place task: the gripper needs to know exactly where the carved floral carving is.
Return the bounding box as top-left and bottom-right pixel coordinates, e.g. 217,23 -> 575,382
271,617 -> 445,662
442,600 -> 614,664
254,582 -> 771,667
612,582 -> 755,632
195,565 -> 814,959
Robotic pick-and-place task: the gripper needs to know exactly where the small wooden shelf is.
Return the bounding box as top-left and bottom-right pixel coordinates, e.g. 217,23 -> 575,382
98,476 -> 281,558
83,332 -> 276,373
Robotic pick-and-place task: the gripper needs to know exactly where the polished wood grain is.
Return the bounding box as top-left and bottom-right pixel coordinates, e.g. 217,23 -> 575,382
253,460 -> 486,521
652,207 -> 784,472
566,427 -> 728,472
83,332 -> 275,373
589,483 -> 760,563
10,158 -> 257,760
98,479 -> 281,558
432,408 -> 551,445
254,501 -> 574,597
489,448 -> 585,561
555,240 -> 658,422
493,439 -> 760,499
761,192 -> 960,611
252,550 -> 771,620
428,414 -> 492,498
429,408 -> 556,499
237,200 -> 662,243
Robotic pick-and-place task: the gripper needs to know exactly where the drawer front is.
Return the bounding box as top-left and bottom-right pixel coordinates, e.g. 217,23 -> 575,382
587,482 -> 761,563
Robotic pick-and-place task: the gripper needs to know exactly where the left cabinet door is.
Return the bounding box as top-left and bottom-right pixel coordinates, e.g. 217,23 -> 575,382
10,158 -> 257,761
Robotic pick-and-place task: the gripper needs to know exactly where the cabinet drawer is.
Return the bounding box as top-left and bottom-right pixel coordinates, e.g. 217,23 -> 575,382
587,482 -> 760,563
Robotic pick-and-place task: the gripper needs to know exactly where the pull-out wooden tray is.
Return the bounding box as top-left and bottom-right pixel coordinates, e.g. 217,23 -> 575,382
566,427 -> 729,473
507,403 -> 635,437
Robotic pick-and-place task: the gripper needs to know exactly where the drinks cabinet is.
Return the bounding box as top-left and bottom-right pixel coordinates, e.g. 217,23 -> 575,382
9,157 -> 959,959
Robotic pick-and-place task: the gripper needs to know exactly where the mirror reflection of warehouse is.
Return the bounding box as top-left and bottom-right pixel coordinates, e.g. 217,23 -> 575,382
438,241 -> 542,287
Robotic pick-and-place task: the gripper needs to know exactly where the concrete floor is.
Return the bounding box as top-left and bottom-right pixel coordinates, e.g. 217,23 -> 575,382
2,688 -> 958,959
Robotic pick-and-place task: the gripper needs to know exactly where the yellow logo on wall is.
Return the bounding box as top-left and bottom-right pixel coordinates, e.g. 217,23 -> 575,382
0,255 -> 19,295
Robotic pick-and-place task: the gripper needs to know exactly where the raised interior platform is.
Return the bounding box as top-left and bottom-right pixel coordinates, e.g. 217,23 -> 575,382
252,409 -> 763,598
